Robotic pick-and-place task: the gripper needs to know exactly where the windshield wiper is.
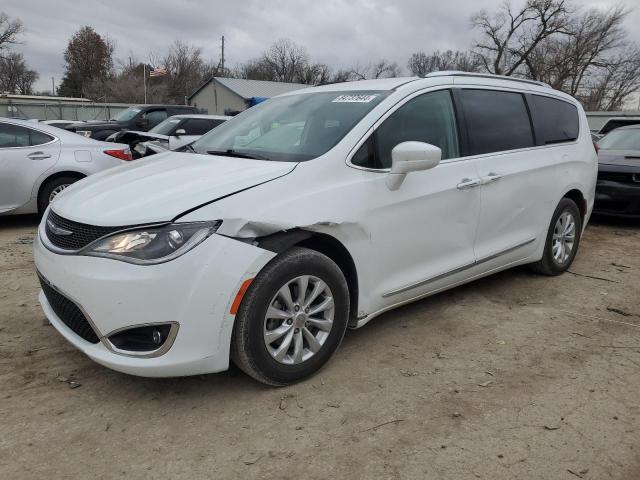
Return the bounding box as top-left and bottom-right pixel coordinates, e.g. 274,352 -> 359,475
207,149 -> 269,160
182,143 -> 196,153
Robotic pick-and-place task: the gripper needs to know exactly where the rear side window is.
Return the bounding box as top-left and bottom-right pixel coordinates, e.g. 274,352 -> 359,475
30,129 -> 55,146
460,89 -> 534,155
182,118 -> 223,136
529,95 -> 579,145
0,123 -> 54,147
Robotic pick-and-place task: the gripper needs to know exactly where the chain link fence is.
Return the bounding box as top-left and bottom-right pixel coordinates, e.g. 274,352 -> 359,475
0,99 -> 130,121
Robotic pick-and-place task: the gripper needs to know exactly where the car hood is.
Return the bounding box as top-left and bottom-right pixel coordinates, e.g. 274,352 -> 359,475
598,149 -> 640,168
50,152 -> 297,226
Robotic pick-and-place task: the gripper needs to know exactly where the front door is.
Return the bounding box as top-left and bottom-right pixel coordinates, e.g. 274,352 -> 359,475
349,89 -> 481,313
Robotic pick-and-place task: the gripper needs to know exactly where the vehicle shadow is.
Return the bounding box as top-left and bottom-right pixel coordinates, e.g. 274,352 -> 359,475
0,214 -> 40,230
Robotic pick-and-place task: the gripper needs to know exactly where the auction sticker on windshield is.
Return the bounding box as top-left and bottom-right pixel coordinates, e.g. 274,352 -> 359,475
332,94 -> 379,103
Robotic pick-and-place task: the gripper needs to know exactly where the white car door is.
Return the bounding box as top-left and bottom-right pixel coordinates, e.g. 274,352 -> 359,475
0,122 -> 61,213
455,87 -> 557,268
348,89 -> 481,311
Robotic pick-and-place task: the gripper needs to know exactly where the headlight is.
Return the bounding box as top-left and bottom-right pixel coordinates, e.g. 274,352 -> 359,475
83,221 -> 221,264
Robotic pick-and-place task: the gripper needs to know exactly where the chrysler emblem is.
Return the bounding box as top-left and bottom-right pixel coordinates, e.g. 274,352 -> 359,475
47,219 -> 73,236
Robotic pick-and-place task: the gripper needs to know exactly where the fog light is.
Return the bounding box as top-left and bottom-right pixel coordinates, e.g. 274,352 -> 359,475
108,323 -> 174,353
152,328 -> 162,345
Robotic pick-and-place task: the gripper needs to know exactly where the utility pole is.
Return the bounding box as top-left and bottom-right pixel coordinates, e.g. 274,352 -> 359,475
221,35 -> 225,74
143,64 -> 147,104
51,77 -> 55,96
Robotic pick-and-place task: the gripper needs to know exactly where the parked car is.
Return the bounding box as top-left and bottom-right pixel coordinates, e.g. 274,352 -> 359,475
65,104 -> 201,141
594,125 -> 640,217
0,118 -> 132,215
107,114 -> 230,158
597,117 -> 640,136
34,73 -> 596,385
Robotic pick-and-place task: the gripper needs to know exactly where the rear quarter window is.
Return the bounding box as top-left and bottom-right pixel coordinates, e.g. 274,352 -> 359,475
460,89 -> 534,155
528,95 -> 579,145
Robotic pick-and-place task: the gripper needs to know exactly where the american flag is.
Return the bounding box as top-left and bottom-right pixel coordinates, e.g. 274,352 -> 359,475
149,67 -> 167,77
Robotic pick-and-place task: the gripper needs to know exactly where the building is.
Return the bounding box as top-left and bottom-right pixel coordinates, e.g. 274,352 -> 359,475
188,77 -> 307,115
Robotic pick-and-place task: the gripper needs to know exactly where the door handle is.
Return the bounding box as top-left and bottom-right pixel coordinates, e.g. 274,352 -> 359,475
456,178 -> 482,190
481,172 -> 503,184
27,151 -> 51,160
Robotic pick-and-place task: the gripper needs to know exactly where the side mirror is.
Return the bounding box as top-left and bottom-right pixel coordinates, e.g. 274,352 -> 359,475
386,141 -> 441,190
174,128 -> 186,136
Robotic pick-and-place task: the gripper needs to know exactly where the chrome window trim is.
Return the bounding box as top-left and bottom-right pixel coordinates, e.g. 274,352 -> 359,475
345,84 -> 581,173
0,120 -> 59,149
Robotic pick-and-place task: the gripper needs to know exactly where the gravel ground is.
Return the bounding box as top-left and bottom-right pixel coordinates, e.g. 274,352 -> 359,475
1,214 -> 639,480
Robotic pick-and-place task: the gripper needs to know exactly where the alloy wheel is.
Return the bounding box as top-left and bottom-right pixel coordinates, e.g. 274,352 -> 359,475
552,211 -> 576,265
49,184 -> 70,203
263,275 -> 334,365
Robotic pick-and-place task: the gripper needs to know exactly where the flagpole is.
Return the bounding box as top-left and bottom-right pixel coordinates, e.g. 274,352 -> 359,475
143,64 -> 147,104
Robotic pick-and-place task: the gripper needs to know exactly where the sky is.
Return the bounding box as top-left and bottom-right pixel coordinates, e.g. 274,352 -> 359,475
2,0 -> 639,93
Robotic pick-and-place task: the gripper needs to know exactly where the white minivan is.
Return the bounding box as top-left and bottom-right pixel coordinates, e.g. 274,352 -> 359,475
34,73 -> 597,385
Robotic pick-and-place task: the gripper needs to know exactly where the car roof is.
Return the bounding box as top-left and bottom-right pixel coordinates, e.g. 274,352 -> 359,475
168,114 -> 231,120
0,117 -> 103,143
282,72 -> 572,102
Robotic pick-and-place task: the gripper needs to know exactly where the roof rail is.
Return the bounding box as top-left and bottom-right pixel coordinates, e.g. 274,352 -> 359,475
425,71 -> 551,88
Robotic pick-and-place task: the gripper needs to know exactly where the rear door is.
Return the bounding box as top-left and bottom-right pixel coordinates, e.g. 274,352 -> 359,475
456,87 -> 556,268
0,123 -> 60,212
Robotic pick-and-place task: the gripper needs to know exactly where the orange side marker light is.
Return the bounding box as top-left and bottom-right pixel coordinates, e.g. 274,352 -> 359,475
230,278 -> 253,315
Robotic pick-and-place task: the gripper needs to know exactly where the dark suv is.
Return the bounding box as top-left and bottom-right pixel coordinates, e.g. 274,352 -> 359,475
65,104 -> 201,140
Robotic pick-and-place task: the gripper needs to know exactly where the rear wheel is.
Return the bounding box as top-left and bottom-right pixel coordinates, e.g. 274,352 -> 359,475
530,198 -> 582,276
38,176 -> 82,214
231,247 -> 350,386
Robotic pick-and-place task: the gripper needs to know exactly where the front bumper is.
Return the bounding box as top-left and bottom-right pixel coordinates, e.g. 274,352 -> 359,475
594,178 -> 640,218
34,221 -> 275,377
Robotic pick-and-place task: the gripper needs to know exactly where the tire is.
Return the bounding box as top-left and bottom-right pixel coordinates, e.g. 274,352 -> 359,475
38,176 -> 82,214
231,247 -> 350,386
530,198 -> 582,276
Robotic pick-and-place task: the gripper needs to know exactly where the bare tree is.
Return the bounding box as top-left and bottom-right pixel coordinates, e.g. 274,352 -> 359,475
346,59 -> 402,80
0,12 -> 23,57
0,51 -> 38,94
408,50 -> 481,76
161,40 -> 219,103
472,0 -> 570,76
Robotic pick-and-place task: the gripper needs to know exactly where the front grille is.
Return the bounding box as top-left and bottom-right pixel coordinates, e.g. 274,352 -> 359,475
45,210 -> 122,251
38,274 -> 100,344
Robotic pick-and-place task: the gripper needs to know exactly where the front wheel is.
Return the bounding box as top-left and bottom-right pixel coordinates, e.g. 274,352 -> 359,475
231,247 -> 350,386
530,198 -> 582,276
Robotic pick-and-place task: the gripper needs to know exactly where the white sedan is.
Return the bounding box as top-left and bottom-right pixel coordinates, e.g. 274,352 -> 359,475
0,118 -> 132,215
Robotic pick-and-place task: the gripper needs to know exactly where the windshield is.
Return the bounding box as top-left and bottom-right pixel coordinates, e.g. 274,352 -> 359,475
112,107 -> 142,122
150,118 -> 181,135
190,91 -> 389,161
598,129 -> 640,150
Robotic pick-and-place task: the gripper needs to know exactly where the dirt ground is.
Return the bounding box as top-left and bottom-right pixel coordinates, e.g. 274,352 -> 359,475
1,215 -> 639,480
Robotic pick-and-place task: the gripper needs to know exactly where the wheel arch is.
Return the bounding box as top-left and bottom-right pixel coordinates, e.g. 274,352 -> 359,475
36,171 -> 87,213
561,188 -> 587,224
256,229 -> 359,326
